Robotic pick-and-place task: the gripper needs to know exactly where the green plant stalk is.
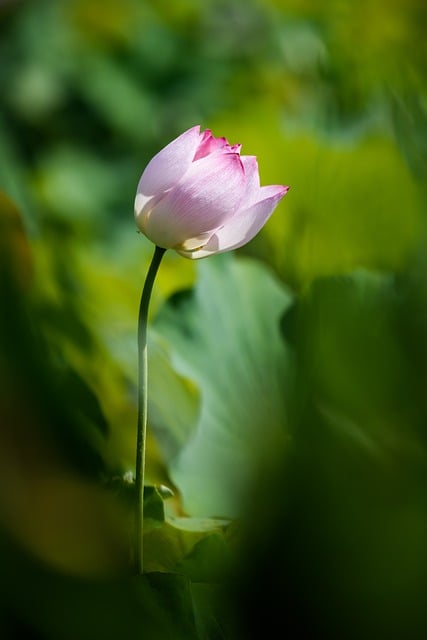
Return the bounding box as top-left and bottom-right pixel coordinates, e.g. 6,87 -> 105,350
135,244 -> 166,574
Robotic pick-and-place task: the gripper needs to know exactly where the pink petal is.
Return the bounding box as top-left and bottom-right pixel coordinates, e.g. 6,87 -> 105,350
178,185 -> 289,259
241,156 -> 261,207
230,143 -> 242,154
193,130 -> 241,161
144,152 -> 246,249
137,125 -> 201,196
193,129 -> 229,161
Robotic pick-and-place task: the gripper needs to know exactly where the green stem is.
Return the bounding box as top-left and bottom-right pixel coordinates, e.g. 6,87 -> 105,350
135,244 -> 166,574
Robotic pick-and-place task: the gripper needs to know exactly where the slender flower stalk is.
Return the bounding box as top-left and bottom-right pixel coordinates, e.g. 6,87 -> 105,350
135,244 -> 166,574
133,125 -> 289,573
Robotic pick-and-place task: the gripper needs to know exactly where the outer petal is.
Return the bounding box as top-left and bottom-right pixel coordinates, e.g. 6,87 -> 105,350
240,156 -> 261,207
178,185 -> 289,259
144,152 -> 246,249
134,191 -> 166,232
137,125 -> 201,196
134,192 -> 152,219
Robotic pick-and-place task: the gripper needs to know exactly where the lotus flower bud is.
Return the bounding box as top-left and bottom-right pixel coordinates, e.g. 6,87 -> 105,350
134,125 -> 289,259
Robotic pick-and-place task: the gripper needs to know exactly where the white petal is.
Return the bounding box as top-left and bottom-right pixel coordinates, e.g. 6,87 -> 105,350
137,125 -> 201,196
134,192 -> 165,233
134,192 -> 152,218
178,231 -> 214,251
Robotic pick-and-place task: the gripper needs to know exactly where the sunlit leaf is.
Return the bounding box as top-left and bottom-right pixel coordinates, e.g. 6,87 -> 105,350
211,103 -> 424,288
151,253 -> 293,517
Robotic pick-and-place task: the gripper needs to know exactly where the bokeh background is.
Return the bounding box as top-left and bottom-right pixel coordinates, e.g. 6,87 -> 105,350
1,0 -> 427,638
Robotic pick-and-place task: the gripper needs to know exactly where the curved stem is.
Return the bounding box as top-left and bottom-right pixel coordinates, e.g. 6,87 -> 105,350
135,244 -> 166,574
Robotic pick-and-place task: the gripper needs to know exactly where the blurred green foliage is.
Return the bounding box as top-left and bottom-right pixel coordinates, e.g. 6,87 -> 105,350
1,0 -> 427,637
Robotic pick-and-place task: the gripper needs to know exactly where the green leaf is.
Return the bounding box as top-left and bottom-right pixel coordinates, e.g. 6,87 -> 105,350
152,253 -> 293,517
143,516 -> 231,575
147,334 -> 200,461
283,269 -> 413,455
174,533 -> 232,583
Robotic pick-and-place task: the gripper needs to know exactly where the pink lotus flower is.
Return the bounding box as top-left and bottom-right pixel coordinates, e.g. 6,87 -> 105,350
134,125 -> 289,259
